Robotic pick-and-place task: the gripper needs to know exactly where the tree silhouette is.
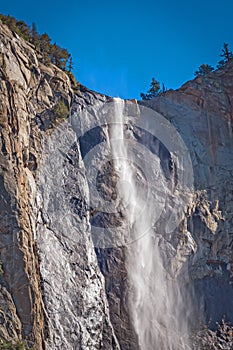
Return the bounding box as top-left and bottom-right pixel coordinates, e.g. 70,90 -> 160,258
140,77 -> 162,100
217,43 -> 233,68
68,56 -> 74,72
194,64 -> 214,77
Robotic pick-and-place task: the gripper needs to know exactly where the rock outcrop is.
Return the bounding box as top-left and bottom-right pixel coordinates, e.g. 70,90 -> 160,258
0,20 -> 233,349
143,67 -> 233,326
0,22 -> 118,349
0,22 -> 72,348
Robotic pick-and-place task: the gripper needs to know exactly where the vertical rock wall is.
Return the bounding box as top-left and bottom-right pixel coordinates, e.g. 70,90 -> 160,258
0,19 -> 233,350
0,23 -> 121,349
0,22 -> 72,348
36,122 -> 120,350
144,67 -> 233,326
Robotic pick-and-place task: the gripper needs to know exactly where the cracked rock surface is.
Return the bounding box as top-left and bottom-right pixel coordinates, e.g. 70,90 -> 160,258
0,20 -> 233,349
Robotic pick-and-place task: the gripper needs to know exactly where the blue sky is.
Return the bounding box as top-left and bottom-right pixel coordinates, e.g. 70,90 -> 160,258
1,0 -> 233,99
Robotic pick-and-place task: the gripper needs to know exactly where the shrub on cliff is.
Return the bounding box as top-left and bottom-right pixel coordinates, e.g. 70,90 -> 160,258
194,43 -> 233,77
53,100 -> 70,120
0,14 -> 72,73
0,339 -> 33,350
194,64 -> 214,77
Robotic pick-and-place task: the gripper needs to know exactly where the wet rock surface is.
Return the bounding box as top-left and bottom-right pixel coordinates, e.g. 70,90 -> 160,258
36,123 -> 120,350
0,20 -> 233,350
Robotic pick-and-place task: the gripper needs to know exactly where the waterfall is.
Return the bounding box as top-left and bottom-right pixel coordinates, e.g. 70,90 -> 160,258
109,98 -> 191,350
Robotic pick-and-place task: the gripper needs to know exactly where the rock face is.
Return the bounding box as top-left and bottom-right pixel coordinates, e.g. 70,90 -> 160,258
143,68 -> 233,326
36,122 -> 120,350
0,22 -> 72,348
0,22 -> 118,349
0,20 -> 233,349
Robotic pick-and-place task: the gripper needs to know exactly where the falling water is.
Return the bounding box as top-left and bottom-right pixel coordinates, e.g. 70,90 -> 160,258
109,98 -> 191,350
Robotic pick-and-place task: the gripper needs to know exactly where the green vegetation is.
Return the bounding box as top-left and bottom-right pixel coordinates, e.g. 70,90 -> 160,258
143,42 -> 233,99
0,339 -> 33,350
0,14 -> 72,72
195,43 -> 233,77
140,78 -> 166,100
52,100 -> 70,120
67,71 -> 80,91
217,42 -> 233,69
142,43 -> 233,98
194,64 -> 214,77
0,13 -> 81,89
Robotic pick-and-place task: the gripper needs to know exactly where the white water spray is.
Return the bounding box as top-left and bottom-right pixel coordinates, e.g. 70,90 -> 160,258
109,98 -> 191,350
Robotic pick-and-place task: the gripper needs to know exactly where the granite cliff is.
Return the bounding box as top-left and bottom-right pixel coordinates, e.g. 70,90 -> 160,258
0,21 -> 233,349
0,22 -> 119,350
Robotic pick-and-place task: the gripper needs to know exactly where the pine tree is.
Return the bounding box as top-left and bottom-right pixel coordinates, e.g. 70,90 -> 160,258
140,77 -> 161,100
68,56 -> 73,72
161,83 -> 167,93
31,22 -> 37,41
15,20 -> 30,41
0,14 -> 74,73
39,33 -> 52,64
194,64 -> 214,77
217,43 -> 233,68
